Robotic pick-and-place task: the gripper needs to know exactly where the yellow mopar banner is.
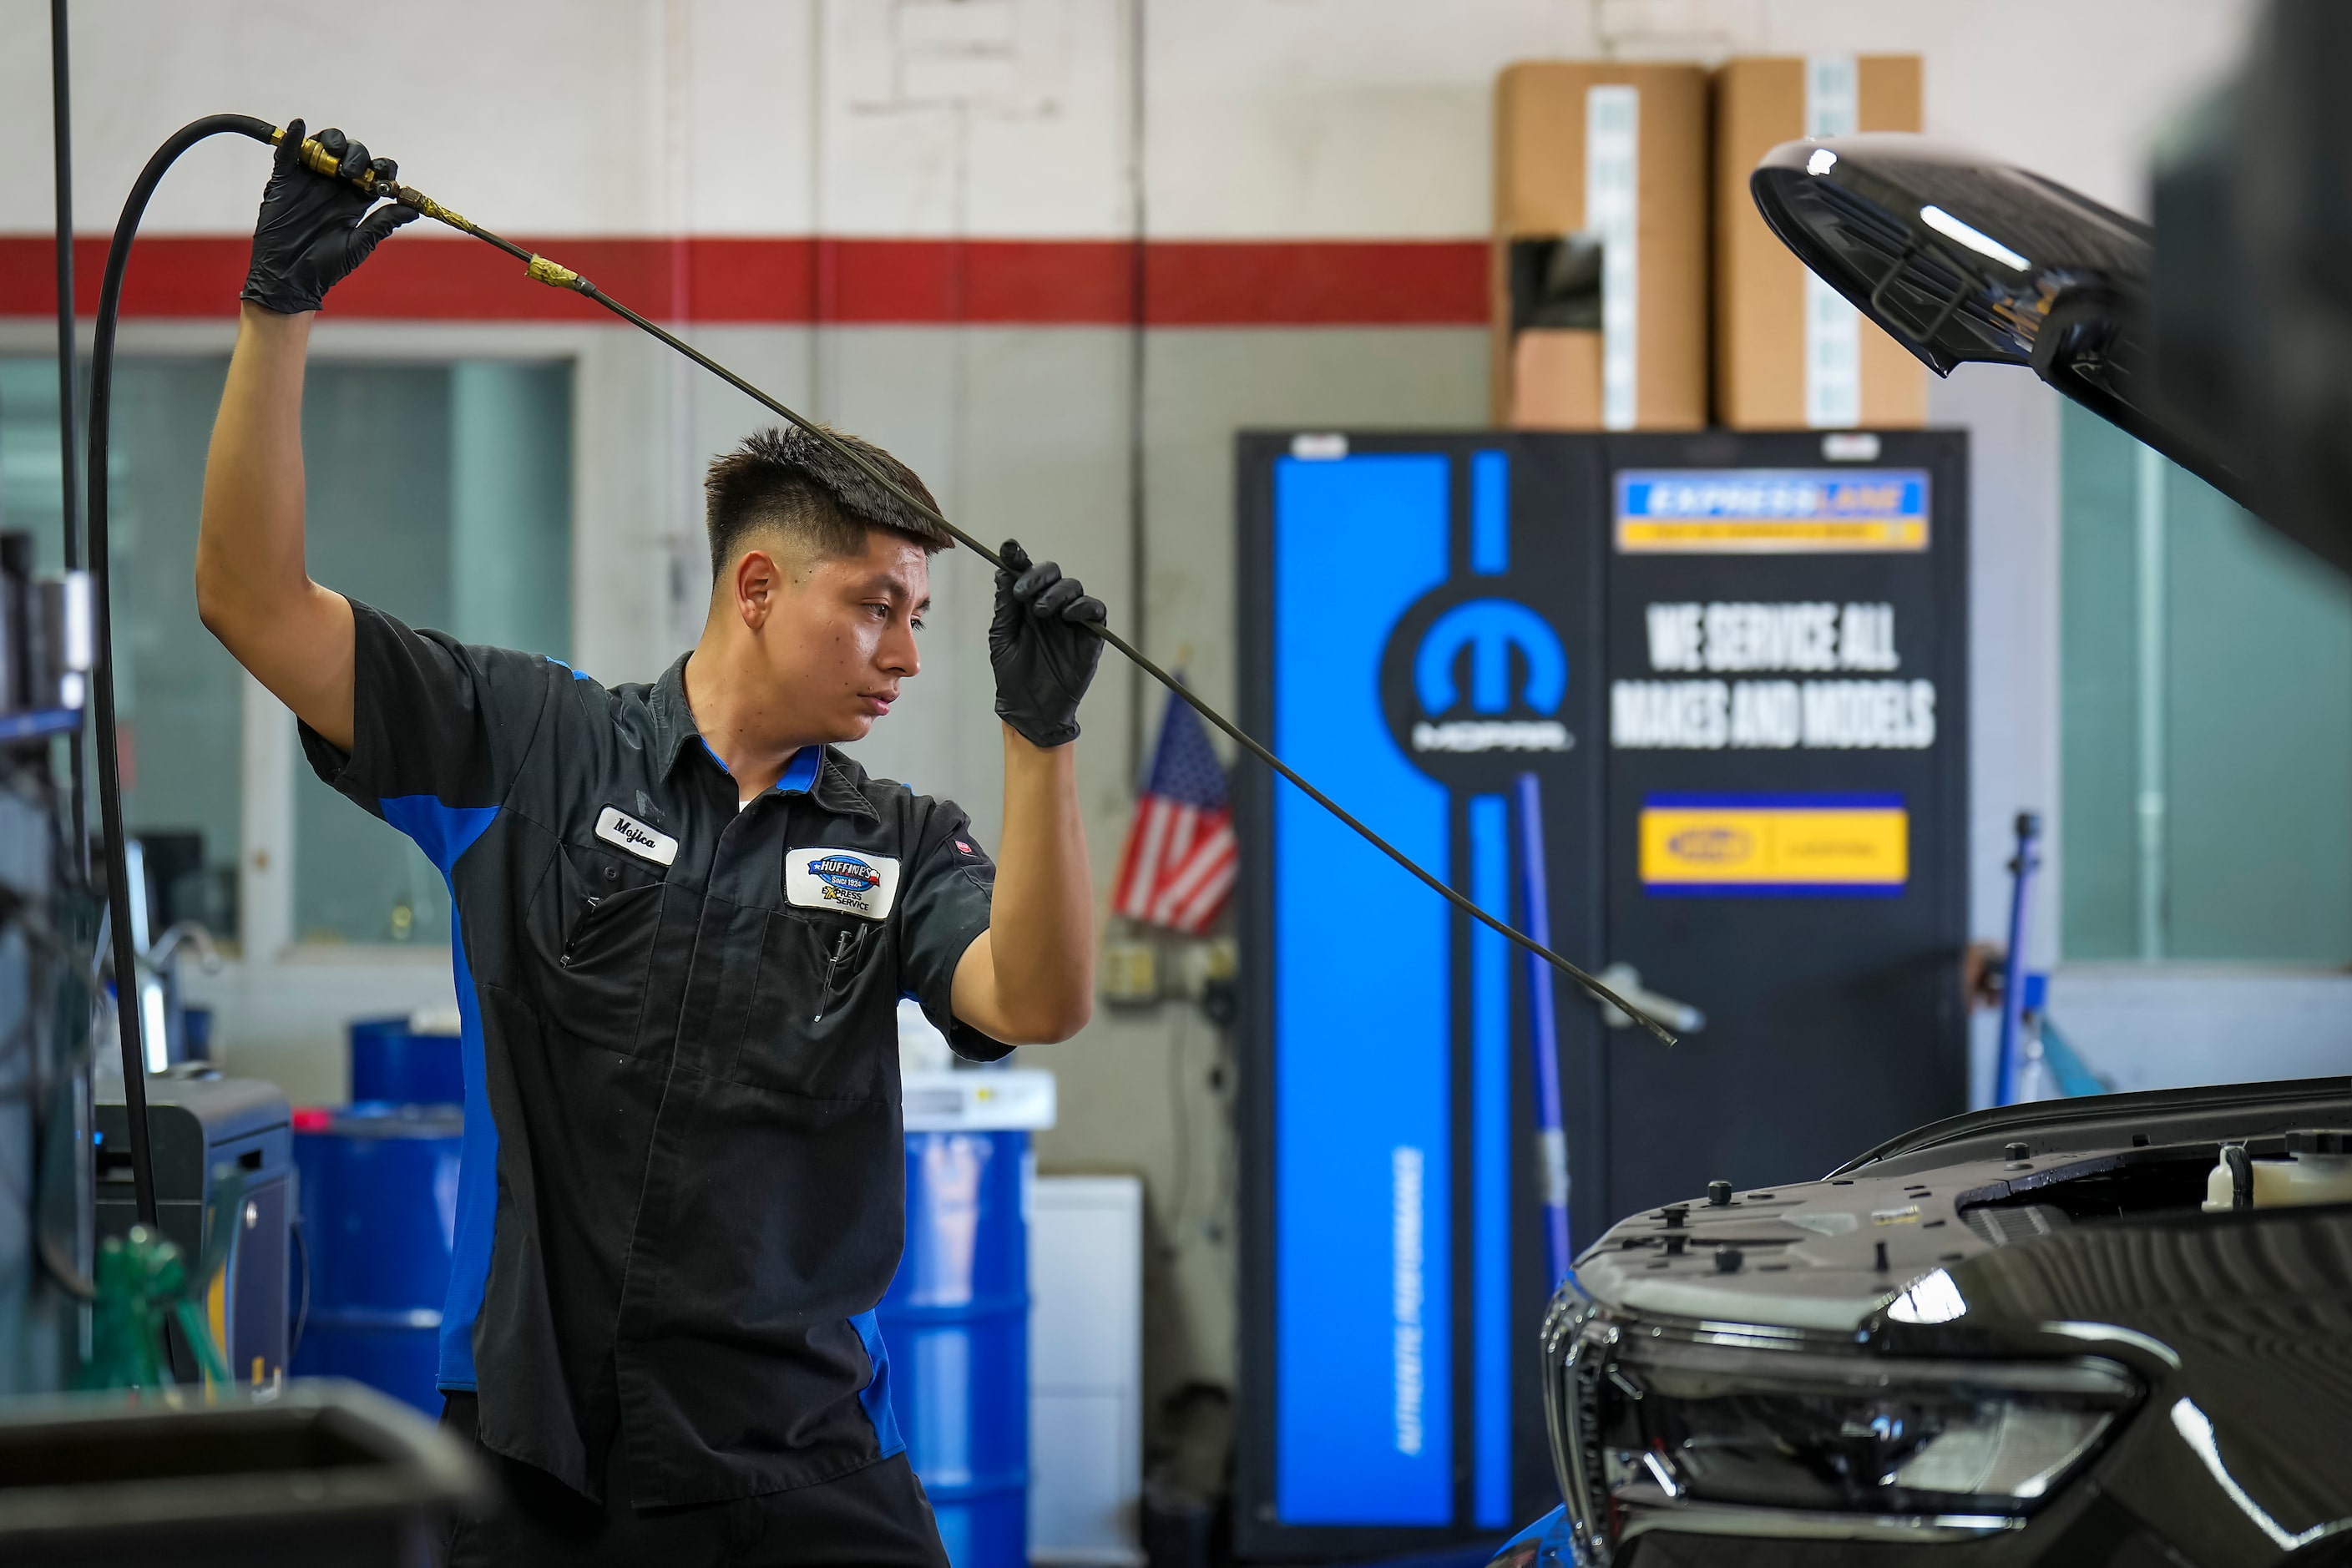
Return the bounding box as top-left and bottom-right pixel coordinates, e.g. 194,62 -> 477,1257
1639,793 -> 1908,895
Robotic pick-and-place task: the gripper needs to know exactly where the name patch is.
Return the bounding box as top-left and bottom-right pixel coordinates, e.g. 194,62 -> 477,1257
787,847 -> 902,921
595,806 -> 679,867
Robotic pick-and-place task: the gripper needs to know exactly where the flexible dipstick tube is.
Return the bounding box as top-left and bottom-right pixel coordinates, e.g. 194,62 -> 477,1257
92,119 -> 1677,1055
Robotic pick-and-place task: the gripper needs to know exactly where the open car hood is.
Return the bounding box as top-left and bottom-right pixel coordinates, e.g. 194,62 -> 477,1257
1749,134 -> 2245,512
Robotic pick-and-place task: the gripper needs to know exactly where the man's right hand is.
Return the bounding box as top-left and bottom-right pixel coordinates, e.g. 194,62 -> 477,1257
989,540 -> 1106,750
240,119 -> 417,316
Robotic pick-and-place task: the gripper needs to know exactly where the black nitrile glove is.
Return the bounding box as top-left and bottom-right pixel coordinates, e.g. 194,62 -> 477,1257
990,540 -> 1106,748
240,119 -> 417,315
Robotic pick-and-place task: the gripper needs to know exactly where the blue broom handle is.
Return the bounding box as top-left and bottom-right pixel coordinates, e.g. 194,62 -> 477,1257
1515,771 -> 1572,1284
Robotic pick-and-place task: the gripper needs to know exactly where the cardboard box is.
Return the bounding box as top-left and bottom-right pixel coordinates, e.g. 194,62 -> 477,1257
1493,62 -> 1707,431
1713,55 -> 1926,429
1509,329 -> 1606,428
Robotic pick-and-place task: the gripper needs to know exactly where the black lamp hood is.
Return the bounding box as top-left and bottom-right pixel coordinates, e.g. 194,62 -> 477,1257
1749,133 -> 2248,513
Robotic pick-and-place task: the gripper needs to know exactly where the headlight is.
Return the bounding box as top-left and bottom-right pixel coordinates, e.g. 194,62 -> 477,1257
1606,1339 -> 2132,1509
1542,1289 -> 2141,1560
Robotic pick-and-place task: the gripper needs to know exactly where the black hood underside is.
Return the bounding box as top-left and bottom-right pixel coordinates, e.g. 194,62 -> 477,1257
1750,133 -> 2246,513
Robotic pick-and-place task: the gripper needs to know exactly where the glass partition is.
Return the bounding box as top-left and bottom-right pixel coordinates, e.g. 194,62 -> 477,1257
2061,399 -> 2352,961
0,353 -> 572,950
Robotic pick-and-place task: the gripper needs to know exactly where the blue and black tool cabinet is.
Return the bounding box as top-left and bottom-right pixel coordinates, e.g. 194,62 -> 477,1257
1234,428 -> 1969,1559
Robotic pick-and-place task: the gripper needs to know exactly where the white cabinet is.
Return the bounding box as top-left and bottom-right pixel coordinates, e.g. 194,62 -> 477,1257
1029,1175 -> 1144,1565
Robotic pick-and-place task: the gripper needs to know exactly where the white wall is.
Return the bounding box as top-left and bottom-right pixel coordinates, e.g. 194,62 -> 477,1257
4,0 -> 2255,238
2049,967 -> 2352,1095
0,0 -> 2291,1415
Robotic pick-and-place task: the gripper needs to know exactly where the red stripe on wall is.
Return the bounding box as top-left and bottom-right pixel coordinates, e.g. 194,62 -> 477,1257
1146,241 -> 1486,326
0,235 -> 1485,326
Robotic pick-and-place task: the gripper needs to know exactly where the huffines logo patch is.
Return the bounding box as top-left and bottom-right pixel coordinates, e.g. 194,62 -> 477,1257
786,847 -> 902,921
811,854 -> 881,902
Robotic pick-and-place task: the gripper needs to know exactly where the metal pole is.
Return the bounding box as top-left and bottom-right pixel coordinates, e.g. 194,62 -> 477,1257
2134,443 -> 2167,961
1995,812 -> 2041,1107
1124,0 -> 1150,784
50,0 -> 89,877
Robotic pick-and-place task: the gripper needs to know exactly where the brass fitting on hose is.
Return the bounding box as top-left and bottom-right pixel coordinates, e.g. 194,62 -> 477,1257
268,124 -> 381,191
526,255 -> 588,291
266,125 -> 563,286
266,129 -> 476,238
391,185 -> 476,235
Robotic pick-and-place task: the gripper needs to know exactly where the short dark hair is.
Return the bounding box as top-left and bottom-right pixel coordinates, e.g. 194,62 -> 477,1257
704,424 -> 949,579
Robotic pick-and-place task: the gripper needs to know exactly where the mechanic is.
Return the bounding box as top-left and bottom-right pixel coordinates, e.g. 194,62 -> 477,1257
195,125 -> 1103,1565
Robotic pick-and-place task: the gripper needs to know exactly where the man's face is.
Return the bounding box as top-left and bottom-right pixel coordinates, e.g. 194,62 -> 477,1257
743,528 -> 929,744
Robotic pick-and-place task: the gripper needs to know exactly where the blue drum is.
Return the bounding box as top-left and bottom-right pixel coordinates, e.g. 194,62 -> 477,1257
881,1126 -> 1032,1568
347,1015 -> 463,1105
289,1103 -> 462,1414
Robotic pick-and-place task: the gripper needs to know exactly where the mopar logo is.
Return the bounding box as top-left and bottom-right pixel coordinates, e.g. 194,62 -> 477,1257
1407,599 -> 1570,756
1380,591 -> 1577,787
1667,827 -> 1753,863
1413,599 -> 1565,717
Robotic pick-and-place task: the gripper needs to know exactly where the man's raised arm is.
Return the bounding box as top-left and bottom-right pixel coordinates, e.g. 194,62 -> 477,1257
198,304 -> 356,746
950,542 -> 1105,1044
195,120 -> 415,751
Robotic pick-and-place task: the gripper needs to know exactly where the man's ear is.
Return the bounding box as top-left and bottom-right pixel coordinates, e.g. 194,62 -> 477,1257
734,548 -> 782,630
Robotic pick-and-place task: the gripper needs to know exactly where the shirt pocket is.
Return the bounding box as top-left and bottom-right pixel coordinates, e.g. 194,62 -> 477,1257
731,908 -> 892,1100
530,837 -> 665,1055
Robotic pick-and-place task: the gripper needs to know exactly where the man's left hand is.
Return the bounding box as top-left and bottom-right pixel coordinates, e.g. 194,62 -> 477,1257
989,540 -> 1105,749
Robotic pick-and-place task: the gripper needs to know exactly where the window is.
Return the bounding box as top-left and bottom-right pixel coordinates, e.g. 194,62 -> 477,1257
2,357 -> 246,938
290,361 -> 573,944
0,354 -> 571,951
2060,399 -> 2352,962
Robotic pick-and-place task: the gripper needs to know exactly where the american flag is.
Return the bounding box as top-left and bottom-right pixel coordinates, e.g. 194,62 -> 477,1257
1111,683 -> 1237,934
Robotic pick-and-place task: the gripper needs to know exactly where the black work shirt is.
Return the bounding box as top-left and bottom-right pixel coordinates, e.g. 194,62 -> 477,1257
302,601 -> 1005,1506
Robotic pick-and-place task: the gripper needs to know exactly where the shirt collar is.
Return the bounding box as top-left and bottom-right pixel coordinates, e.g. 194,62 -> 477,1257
649,653 -> 702,776
811,749 -> 882,820
653,654 -> 878,820
777,746 -> 822,793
